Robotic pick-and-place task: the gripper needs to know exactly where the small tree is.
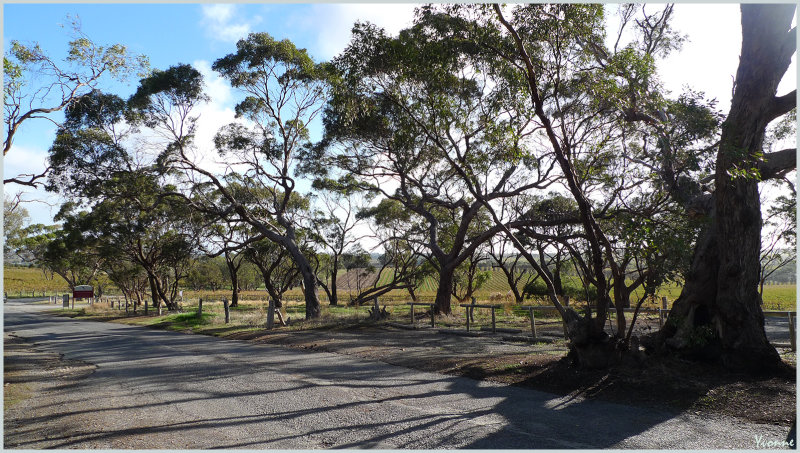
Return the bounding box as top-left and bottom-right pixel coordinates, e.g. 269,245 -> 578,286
309,178 -> 369,306
341,245 -> 374,304
186,257 -> 225,291
488,235 -> 536,304
4,196 -> 29,262
759,191 -> 796,295
20,222 -> 100,291
451,248 -> 491,303
244,239 -> 301,309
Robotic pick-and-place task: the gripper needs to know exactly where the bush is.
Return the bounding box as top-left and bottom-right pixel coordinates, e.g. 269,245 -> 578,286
521,278 -> 598,302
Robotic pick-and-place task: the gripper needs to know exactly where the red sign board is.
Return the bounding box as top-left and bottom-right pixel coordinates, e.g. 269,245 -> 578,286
73,285 -> 94,299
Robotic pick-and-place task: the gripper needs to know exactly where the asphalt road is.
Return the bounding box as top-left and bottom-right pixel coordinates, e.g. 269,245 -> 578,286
3,300 -> 791,449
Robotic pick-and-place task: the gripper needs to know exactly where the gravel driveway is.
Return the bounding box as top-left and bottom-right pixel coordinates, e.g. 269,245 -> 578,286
4,300 -> 792,449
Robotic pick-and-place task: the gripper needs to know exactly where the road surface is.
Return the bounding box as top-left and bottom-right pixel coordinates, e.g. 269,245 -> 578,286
3,300 -> 790,449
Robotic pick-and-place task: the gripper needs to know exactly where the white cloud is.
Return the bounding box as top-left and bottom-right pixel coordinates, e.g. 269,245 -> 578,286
193,59 -> 232,106
189,59 -> 243,174
4,143 -> 49,180
3,144 -> 63,226
200,4 -> 258,43
294,4 -> 417,60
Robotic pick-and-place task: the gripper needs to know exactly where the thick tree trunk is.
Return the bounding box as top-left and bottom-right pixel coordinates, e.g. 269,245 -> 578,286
659,211 -> 779,367
262,275 -> 284,309
566,313 -> 620,369
250,224 -> 320,319
225,252 -> 240,308
151,273 -> 176,311
299,266 -> 321,318
433,265 -> 455,315
659,4 -> 794,371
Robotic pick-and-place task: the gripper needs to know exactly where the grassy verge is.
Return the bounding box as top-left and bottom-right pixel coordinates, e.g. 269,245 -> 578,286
50,297 -> 664,345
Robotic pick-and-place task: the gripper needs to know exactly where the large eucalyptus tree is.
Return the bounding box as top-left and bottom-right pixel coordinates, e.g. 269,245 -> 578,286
399,4 -> 718,366
149,35 -> 331,319
659,4 -> 797,370
321,20 -> 560,314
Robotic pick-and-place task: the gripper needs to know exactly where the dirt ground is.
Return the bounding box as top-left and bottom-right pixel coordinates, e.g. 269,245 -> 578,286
4,332 -> 100,448
7,314 -> 796,434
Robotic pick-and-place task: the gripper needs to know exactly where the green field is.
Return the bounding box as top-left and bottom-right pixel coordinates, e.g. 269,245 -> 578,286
5,265 -> 796,311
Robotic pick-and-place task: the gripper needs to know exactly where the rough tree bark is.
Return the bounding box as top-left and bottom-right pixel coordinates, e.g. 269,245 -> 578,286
433,264 -> 456,315
224,251 -> 241,308
660,4 -> 796,371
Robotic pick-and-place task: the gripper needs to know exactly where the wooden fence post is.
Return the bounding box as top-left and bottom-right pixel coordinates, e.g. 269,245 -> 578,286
529,307 -> 537,338
430,304 -> 435,328
198,298 -> 203,318
465,306 -> 470,332
223,298 -> 230,324
470,297 -> 476,323
267,298 -> 275,330
789,312 -> 796,352
410,304 -> 415,324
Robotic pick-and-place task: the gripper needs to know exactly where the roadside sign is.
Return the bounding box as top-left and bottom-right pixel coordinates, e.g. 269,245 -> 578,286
73,285 -> 94,299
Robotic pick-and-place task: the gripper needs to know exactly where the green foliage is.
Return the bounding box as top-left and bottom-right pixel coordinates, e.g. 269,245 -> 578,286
4,198 -> 29,261
128,64 -> 207,114
19,220 -> 101,290
342,246 -> 373,273
521,277 -> 598,302
686,324 -> 717,349
211,33 -> 329,167
771,108 -> 796,142
5,18 -> 149,180
212,33 -> 326,86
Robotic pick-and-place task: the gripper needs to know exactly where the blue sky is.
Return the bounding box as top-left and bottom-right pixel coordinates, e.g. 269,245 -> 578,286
3,4 -> 796,227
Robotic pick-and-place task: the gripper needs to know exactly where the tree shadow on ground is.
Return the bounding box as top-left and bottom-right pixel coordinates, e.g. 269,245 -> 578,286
4,304 -> 795,449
